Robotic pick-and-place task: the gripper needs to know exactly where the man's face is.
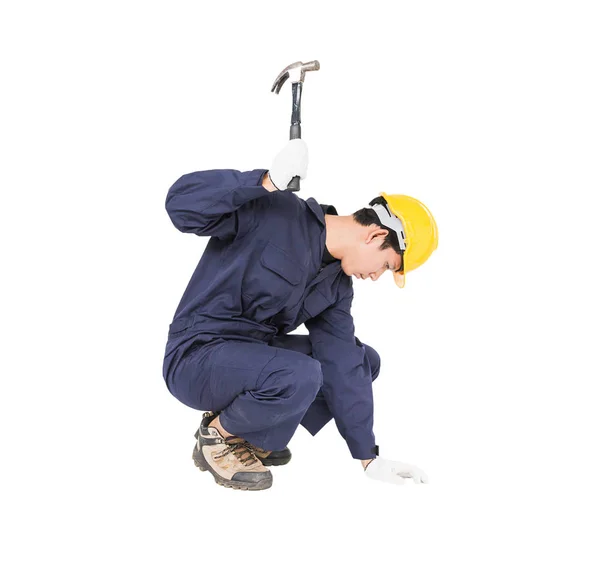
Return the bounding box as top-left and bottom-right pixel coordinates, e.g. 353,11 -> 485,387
340,227 -> 402,282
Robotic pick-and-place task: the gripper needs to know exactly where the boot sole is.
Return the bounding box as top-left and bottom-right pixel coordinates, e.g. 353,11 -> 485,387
192,445 -> 273,491
259,455 -> 292,467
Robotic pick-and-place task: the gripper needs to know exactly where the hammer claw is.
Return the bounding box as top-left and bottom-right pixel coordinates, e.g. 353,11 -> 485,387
271,71 -> 289,94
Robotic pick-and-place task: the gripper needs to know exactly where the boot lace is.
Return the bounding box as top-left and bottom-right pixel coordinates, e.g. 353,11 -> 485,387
213,436 -> 259,466
242,441 -> 270,458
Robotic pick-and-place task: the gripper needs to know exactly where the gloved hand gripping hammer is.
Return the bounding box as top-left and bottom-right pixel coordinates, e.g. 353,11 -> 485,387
271,60 -> 320,191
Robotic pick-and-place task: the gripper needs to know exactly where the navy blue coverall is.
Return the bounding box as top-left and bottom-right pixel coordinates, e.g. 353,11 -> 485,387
162,168 -> 381,459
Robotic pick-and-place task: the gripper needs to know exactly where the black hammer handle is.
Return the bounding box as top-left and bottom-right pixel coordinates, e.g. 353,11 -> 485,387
287,83 -> 302,191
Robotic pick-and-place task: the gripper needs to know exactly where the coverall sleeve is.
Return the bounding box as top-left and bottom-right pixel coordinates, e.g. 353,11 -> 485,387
305,284 -> 378,460
165,168 -> 270,240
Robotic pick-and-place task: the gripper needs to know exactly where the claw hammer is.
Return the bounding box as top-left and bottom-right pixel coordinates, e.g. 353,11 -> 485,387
271,60 -> 320,191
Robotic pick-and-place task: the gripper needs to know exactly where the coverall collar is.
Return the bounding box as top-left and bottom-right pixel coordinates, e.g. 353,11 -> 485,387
304,198 -> 342,282
305,197 -> 338,225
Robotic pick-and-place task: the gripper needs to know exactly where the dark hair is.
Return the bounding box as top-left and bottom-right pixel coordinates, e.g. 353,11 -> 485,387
352,196 -> 402,255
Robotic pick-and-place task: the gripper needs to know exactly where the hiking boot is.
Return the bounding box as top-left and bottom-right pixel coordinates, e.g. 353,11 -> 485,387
245,442 -> 292,466
192,411 -> 273,491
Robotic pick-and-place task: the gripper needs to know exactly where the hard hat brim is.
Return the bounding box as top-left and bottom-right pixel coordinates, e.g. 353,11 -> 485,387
393,270 -> 405,288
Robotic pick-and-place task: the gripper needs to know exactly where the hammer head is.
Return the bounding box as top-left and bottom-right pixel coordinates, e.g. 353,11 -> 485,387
271,60 -> 320,94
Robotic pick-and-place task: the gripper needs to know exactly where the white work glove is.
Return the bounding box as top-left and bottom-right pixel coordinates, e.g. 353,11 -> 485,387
268,139 -> 308,191
364,457 -> 429,485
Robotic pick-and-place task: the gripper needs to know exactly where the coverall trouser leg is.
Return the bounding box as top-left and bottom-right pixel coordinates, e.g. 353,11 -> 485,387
268,334 -> 381,437
168,335 -> 380,452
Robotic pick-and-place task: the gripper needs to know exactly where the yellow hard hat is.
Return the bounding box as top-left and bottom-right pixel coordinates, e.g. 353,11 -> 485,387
368,193 -> 438,288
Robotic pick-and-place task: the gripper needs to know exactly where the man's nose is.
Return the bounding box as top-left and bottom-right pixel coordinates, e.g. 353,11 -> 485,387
370,269 -> 385,281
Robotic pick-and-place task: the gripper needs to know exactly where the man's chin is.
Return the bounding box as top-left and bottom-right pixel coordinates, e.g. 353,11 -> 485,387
341,263 -> 359,279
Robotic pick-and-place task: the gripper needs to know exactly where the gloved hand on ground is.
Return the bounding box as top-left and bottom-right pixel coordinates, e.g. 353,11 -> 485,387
268,139 -> 308,191
364,457 -> 429,485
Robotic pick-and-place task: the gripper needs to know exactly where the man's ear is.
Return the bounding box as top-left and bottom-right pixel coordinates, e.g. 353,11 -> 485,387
365,226 -> 388,244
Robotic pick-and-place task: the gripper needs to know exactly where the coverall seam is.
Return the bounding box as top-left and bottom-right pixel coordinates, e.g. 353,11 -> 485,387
238,195 -> 276,244
196,184 -> 243,214
192,169 -> 266,215
254,350 -> 279,388
210,344 -> 276,373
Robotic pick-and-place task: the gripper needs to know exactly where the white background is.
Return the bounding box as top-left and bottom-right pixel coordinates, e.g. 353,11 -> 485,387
2,1 -> 599,577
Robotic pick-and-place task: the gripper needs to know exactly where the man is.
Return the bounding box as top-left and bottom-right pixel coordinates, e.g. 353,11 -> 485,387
162,139 -> 438,491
